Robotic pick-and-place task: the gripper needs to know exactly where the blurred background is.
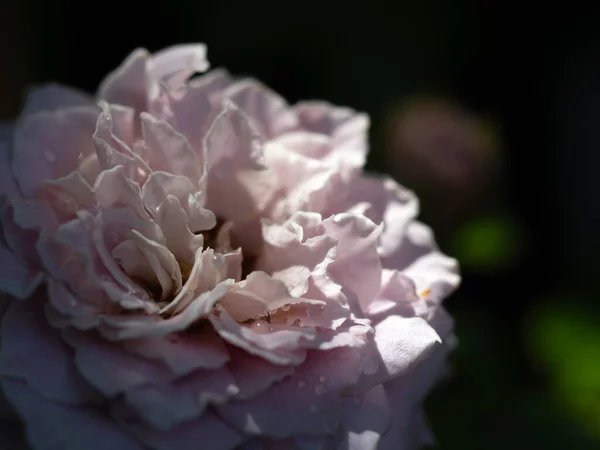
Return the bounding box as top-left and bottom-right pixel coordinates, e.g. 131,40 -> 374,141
2,1 -> 600,448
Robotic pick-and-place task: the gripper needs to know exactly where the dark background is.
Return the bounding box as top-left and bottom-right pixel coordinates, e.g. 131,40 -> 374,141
2,1 -> 600,449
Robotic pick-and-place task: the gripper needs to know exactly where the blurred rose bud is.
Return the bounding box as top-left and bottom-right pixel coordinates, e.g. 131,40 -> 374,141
383,97 -> 500,219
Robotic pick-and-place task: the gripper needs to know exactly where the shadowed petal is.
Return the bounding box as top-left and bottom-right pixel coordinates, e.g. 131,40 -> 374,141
2,379 -> 143,450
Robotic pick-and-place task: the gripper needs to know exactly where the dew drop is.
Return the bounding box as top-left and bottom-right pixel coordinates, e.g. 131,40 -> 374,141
297,381 -> 307,388
43,150 -> 56,162
308,404 -> 318,413
226,385 -> 240,396
314,384 -> 326,396
252,320 -> 270,332
361,355 -> 380,375
281,304 -> 291,312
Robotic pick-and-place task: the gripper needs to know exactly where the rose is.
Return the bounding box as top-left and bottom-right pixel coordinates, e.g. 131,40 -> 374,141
0,44 -> 460,450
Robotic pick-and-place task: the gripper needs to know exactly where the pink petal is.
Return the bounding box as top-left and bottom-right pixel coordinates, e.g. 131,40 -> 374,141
349,315 -> 441,396
43,171 -> 96,218
204,101 -> 274,223
402,249 -> 461,306
141,170 -> 216,234
223,80 -> 298,139
264,145 -> 345,220
92,104 -> 151,183
62,328 -> 172,397
144,190 -> 205,264
100,280 -> 232,340
219,271 -> 301,322
117,408 -> 243,450
117,231 -> 183,303
149,44 -> 210,90
2,379 -> 143,450
323,213 -> 383,313
258,213 -> 337,275
338,384 -> 391,450
225,346 -> 293,399
12,107 -> 99,197
140,113 -> 202,184
165,69 -> 233,150
209,307 -> 310,365
45,279 -> 104,330
122,327 -> 230,376
376,338 -> 452,450
216,347 -> 363,438
294,101 -> 368,169
0,243 -> 43,299
122,367 -> 237,430
160,248 -> 228,315
97,48 -> 150,113
0,299 -> 93,404
94,165 -> 149,220
20,83 -> 92,117
365,270 -> 421,325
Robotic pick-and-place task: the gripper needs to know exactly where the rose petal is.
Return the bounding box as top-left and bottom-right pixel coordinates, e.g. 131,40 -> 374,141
0,243 -> 43,299
349,315 -> 441,395
2,379 -> 143,450
117,408 -> 243,450
21,84 -> 92,117
12,107 -> 99,197
223,80 -> 298,139
98,48 -> 150,113
123,366 -> 237,430
338,384 -> 391,450
216,347 -> 362,438
0,299 -> 93,404
123,327 -> 230,376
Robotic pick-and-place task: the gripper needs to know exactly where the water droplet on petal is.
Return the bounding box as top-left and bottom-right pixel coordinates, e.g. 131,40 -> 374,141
43,150 -> 56,162
297,381 -> 307,388
281,304 -> 291,312
252,320 -> 270,333
314,384 -> 326,396
308,404 -> 318,413
361,355 -> 380,375
226,385 -> 240,396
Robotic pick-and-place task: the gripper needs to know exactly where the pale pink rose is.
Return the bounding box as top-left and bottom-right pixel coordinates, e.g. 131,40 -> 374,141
0,44 -> 460,450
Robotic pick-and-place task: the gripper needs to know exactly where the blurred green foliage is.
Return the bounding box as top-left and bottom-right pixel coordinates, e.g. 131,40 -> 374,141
451,215 -> 522,271
528,299 -> 600,441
